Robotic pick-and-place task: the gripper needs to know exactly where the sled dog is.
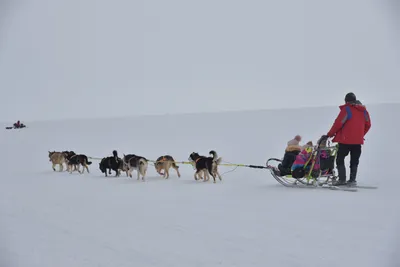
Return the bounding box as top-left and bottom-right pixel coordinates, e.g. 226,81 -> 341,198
99,150 -> 127,177
62,151 -> 80,172
188,150 -> 222,183
48,151 -> 67,171
66,154 -> 92,174
155,155 -> 181,179
122,154 -> 148,181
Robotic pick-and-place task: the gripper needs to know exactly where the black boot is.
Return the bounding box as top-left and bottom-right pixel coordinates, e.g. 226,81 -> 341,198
333,165 -> 346,186
348,166 -> 358,186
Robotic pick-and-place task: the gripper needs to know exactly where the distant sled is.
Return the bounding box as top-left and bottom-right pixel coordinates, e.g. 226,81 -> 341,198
5,121 -> 27,130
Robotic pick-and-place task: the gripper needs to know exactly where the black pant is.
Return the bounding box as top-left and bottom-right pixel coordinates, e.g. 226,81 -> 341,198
336,144 -> 362,181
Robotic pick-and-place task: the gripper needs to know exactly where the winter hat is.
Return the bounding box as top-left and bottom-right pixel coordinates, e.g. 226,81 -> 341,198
345,92 -> 356,103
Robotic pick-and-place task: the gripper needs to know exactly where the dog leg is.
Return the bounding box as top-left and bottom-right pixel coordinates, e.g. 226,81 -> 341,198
204,170 -> 210,182
208,165 -> 217,183
195,170 -> 202,180
137,169 -> 141,180
211,173 -> 216,183
85,163 -> 90,173
203,172 -> 208,182
52,162 -> 56,171
175,167 -> 181,178
69,165 -> 74,174
165,167 -> 169,179
142,167 -> 147,181
217,170 -> 222,181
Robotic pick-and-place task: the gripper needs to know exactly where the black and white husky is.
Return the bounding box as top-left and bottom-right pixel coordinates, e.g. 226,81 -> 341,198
122,154 -> 148,181
188,150 -> 222,183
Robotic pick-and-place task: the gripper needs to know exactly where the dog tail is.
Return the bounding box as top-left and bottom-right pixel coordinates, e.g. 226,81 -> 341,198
138,158 -> 148,175
209,150 -> 218,161
173,162 -> 179,169
99,158 -> 106,173
83,155 -> 92,165
139,158 -> 147,166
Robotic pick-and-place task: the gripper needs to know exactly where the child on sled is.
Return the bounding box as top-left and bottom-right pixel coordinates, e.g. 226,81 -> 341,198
275,134 -> 335,178
290,135 -> 336,179
276,135 -> 313,176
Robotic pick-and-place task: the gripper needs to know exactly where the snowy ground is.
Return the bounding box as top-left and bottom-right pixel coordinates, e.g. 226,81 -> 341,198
1,104 -> 399,267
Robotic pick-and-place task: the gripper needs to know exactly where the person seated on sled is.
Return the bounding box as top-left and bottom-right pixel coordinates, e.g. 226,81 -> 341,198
13,120 -> 21,128
13,120 -> 26,128
291,141 -> 320,179
276,135 -> 307,176
287,135 -> 301,146
318,135 -> 335,175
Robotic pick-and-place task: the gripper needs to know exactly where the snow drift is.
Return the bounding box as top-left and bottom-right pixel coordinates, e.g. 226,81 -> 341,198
0,103 -> 399,267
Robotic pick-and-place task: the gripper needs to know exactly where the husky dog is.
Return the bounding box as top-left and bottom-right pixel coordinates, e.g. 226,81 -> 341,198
48,151 -> 67,171
99,150 -> 127,177
188,150 -> 222,183
155,155 -> 180,179
63,151 -> 79,172
66,154 -> 92,174
122,154 -> 148,181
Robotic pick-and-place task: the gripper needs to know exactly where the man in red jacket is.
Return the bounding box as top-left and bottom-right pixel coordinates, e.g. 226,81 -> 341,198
326,93 -> 371,186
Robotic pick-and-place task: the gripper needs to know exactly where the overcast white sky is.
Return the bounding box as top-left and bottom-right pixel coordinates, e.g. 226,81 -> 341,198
0,0 -> 399,122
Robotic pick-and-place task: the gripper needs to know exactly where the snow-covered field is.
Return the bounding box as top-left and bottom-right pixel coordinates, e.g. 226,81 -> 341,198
1,104 -> 399,267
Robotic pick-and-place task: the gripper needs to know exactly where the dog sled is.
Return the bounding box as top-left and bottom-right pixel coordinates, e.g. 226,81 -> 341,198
5,121 -> 26,130
265,136 -> 377,192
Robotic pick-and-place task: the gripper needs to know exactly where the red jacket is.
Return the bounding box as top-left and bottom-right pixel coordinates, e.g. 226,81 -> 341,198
327,102 -> 371,145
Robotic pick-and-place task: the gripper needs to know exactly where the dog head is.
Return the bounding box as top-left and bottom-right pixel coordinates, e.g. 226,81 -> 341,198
188,152 -> 201,162
62,151 -> 70,159
48,151 -> 56,158
154,157 -> 165,170
122,154 -> 128,164
62,151 -> 76,160
118,158 -> 128,171
122,157 -> 130,170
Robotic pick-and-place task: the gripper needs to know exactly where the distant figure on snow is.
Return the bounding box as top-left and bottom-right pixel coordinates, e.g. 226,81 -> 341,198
13,120 -> 26,128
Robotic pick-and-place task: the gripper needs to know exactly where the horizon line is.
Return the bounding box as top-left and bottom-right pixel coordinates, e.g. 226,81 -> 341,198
2,101 -> 397,125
